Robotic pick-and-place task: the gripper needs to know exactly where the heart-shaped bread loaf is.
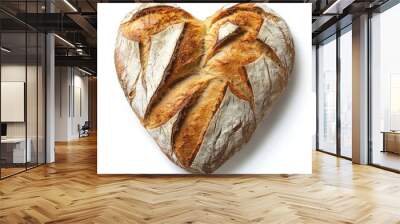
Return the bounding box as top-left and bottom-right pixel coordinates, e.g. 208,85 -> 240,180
114,3 -> 295,173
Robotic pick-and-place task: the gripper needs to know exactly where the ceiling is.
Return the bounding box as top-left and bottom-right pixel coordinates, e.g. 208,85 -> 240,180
0,0 -> 99,74
0,0 -> 394,74
311,0 -> 392,43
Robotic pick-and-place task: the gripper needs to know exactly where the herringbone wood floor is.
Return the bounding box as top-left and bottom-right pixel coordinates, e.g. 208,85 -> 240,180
1,134 -> 400,224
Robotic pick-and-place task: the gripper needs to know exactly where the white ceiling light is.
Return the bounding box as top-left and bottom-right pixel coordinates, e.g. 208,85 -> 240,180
63,0 -> 78,12
1,47 -> 11,53
323,0 -> 355,15
78,67 -> 93,76
76,48 -> 85,55
54,34 -> 75,48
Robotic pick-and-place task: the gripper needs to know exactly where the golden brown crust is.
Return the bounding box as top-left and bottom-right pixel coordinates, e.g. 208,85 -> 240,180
173,78 -> 228,167
115,3 -> 295,172
144,75 -> 213,129
115,5 -> 205,123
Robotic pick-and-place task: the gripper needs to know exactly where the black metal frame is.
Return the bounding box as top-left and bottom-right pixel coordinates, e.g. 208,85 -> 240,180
367,10 -> 373,166
336,26 -> 341,158
315,44 -> 319,151
0,0 -> 47,180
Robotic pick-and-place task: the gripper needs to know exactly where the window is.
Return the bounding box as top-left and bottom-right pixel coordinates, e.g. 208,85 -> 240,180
0,1 -> 46,179
318,36 -> 337,154
390,74 -> 400,130
339,28 -> 352,158
371,3 -> 400,171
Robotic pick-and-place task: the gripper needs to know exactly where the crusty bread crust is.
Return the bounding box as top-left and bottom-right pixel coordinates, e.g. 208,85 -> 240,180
115,3 -> 295,173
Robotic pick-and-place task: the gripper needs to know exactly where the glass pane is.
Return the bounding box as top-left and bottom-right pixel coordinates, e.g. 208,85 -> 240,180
0,1 -> 46,178
24,0 -> 39,170
340,29 -> 352,158
38,33 -> 45,165
1,31 -> 27,177
371,4 -> 400,171
27,31 -> 38,169
318,37 -> 337,154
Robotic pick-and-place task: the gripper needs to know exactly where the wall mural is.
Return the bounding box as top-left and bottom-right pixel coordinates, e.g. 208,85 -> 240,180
98,3 -> 312,174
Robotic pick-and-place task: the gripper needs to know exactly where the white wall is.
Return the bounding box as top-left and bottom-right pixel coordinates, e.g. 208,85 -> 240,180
55,67 -> 89,141
55,67 -> 70,141
1,65 -> 40,137
72,73 -> 89,138
1,65 -> 26,139
1,63 -> 46,163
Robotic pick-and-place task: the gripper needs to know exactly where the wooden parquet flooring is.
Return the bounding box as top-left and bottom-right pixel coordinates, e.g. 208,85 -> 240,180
1,134 -> 400,223
0,167 -> 26,178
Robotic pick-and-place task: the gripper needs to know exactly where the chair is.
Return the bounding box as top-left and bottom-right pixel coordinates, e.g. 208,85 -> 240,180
79,121 -> 90,138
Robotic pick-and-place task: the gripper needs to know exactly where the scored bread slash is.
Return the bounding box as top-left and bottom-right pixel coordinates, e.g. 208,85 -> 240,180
217,22 -> 240,42
131,22 -> 185,118
190,87 -> 256,173
114,3 -> 295,173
